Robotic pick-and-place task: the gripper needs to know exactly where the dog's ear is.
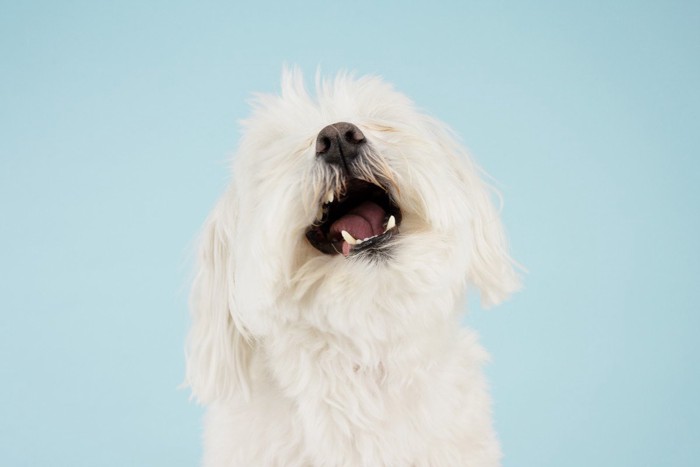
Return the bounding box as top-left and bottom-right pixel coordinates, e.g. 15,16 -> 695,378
463,169 -> 522,307
185,191 -> 252,403
427,122 -> 521,307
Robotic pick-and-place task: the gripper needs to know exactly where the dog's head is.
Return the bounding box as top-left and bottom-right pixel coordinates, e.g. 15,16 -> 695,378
186,69 -> 520,402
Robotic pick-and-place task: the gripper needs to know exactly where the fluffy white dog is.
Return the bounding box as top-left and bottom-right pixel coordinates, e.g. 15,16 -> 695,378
186,70 -> 520,467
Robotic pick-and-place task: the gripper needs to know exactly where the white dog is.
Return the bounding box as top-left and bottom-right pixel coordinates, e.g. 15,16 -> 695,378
186,70 -> 520,466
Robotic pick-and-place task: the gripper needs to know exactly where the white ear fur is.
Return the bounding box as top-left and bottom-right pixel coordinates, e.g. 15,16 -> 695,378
185,191 -> 252,403
464,171 -> 522,307
429,121 -> 521,307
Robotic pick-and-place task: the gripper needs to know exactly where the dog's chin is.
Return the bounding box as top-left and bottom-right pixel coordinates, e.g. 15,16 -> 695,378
305,179 -> 402,259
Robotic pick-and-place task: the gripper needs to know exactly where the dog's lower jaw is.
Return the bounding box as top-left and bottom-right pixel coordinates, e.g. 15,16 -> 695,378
204,314 -> 501,467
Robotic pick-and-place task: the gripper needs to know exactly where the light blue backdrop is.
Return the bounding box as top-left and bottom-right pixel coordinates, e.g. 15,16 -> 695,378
1,1 -> 698,466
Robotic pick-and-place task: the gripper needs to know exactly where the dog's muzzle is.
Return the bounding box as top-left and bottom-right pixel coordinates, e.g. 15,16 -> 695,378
306,122 -> 402,258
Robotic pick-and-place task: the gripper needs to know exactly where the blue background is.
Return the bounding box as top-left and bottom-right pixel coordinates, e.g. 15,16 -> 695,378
1,1 -> 698,466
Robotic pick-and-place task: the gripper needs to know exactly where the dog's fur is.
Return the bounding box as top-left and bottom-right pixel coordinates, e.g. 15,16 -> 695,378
186,70 -> 520,466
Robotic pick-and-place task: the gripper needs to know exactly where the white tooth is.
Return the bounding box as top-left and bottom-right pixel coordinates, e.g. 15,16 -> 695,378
385,215 -> 396,232
341,230 -> 357,245
355,238 -> 364,245
326,191 -> 334,204
316,205 -> 323,220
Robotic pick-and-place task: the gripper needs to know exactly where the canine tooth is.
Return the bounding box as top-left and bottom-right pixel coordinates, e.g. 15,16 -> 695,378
385,215 -> 396,232
341,230 -> 358,245
326,191 -> 334,204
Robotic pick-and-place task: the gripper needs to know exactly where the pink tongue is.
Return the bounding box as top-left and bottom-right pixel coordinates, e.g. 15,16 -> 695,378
329,201 -> 386,256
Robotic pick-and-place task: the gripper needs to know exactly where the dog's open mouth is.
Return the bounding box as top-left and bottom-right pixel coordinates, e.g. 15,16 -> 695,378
305,179 -> 402,257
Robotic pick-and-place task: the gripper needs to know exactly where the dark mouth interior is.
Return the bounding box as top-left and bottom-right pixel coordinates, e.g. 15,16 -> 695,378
306,179 -> 402,256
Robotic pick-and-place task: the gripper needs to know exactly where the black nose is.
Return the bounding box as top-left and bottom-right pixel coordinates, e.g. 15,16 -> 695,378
315,122 -> 366,167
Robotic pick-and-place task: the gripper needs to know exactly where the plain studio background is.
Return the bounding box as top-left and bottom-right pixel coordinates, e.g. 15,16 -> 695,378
1,1 -> 698,466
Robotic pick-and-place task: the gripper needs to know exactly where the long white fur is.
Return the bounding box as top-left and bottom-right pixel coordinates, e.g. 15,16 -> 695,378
186,69 -> 520,466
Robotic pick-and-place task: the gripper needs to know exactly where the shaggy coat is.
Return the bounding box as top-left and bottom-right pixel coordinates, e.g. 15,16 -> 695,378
186,70 -> 520,467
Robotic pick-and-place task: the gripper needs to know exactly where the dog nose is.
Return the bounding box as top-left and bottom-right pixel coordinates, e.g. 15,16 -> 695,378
316,122 -> 366,167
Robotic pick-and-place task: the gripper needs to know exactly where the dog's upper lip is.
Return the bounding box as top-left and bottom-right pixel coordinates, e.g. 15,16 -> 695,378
305,179 -> 401,257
